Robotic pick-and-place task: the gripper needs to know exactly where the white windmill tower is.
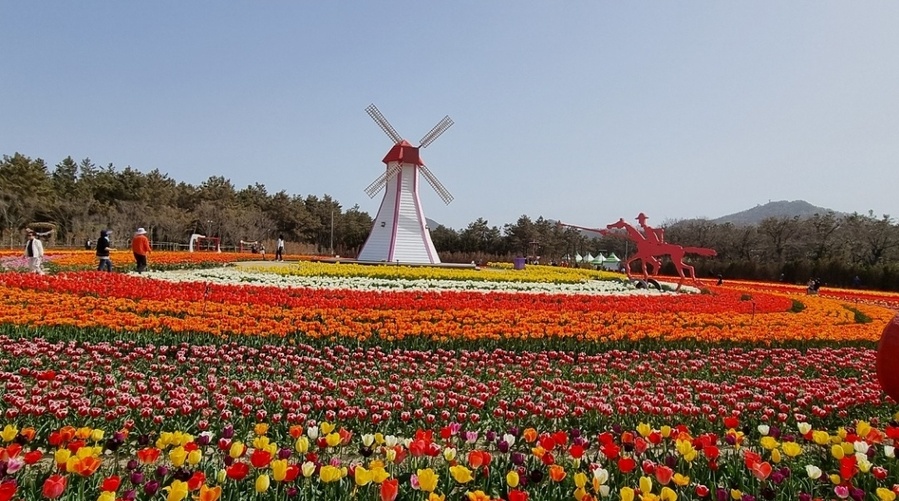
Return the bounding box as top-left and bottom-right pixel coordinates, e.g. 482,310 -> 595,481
357,104 -> 454,264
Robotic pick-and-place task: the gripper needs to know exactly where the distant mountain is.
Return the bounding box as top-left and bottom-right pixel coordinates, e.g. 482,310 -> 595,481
712,200 -> 838,225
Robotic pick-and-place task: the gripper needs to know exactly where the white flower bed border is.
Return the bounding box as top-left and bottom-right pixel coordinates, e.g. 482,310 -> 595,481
143,268 -> 696,296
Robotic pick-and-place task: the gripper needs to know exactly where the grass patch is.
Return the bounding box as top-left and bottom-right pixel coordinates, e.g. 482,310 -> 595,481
790,299 -> 806,313
843,305 -> 873,324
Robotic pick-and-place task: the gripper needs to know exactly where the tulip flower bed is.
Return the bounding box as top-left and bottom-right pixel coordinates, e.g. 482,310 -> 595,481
0,250 -> 301,273
0,264 -> 898,500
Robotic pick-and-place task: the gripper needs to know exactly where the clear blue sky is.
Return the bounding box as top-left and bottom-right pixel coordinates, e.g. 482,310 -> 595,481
2,2 -> 897,230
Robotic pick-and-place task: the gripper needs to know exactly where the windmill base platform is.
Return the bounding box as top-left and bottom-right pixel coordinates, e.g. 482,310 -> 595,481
310,257 -> 478,270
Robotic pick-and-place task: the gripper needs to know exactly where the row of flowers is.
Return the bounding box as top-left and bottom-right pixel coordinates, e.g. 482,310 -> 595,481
0,333 -> 890,436
0,271 -> 890,343
147,268 -> 646,295
0,415 -> 898,500
0,250 -> 270,273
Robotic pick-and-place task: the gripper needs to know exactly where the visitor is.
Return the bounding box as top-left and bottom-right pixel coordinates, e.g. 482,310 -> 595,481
251,243 -> 258,254
131,227 -> 151,273
716,274 -> 723,286
276,234 -> 285,261
852,275 -> 862,288
259,243 -> 266,261
85,238 -> 92,250
24,229 -> 44,274
96,229 -> 115,272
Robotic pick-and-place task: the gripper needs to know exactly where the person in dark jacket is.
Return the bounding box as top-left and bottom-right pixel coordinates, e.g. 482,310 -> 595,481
96,229 -> 116,272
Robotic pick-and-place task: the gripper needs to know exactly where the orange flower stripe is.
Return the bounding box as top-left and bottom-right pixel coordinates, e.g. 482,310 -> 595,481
0,272 -> 890,342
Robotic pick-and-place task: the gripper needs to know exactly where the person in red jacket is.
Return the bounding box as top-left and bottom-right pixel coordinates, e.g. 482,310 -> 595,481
132,227 -> 151,273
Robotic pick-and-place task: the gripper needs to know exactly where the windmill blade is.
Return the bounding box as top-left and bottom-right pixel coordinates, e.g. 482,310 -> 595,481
419,115 -> 454,148
420,165 -> 454,204
363,164 -> 401,198
365,104 -> 403,144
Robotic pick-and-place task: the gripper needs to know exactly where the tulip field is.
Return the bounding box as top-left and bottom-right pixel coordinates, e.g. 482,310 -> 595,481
1,251 -> 899,500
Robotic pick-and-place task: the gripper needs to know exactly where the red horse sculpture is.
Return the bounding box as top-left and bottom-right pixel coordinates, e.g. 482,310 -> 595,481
606,215 -> 717,290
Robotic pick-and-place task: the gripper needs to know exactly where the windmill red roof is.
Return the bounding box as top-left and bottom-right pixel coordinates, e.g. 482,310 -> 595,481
382,140 -> 423,166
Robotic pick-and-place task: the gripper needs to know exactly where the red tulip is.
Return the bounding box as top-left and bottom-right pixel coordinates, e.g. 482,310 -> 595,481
42,474 -> 67,499
0,481 -> 16,501
380,478 -> 399,501
101,475 -> 121,492
226,462 -> 250,481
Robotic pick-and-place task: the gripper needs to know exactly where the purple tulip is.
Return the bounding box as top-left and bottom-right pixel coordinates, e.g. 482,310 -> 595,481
143,480 -> 160,496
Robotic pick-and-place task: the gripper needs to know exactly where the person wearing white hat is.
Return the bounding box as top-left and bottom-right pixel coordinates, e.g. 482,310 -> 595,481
132,227 -> 151,273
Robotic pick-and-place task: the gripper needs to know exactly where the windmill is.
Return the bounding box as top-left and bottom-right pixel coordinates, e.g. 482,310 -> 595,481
356,104 -> 454,264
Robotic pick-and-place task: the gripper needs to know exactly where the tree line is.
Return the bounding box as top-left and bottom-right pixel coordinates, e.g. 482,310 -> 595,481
3,152 -> 898,290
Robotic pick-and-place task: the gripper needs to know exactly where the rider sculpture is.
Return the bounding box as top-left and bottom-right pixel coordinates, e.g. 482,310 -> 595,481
605,214 -> 717,291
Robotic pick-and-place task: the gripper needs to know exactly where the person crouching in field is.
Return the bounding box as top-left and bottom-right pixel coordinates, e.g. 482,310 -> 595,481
23,229 -> 44,274
132,227 -> 151,273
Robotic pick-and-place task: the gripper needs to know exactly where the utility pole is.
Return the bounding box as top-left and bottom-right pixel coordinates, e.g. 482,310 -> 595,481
329,209 -> 334,255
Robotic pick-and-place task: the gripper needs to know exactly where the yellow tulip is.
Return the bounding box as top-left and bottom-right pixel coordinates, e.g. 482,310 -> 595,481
97,491 -> 116,501
640,476 -> 653,495
255,423 -> 269,436
574,487 -> 588,501
636,423 -> 652,438
829,474 -> 842,485
90,429 -> 104,442
301,461 -> 316,478
320,421 -> 335,434
573,471 -> 587,489
295,437 -> 309,453
0,424 -> 18,442
730,489 -> 742,500
771,449 -> 782,464
782,442 -> 802,457
255,474 -> 270,493
418,468 -> 439,492
443,447 -> 457,461
355,466 -> 373,486
428,494 -> 446,501
385,448 -> 396,462
271,459 -> 287,482
620,487 -> 635,501
506,470 -> 519,488
450,465 -> 473,484
326,432 -> 341,447
229,441 -> 244,459
660,425 -> 672,438
831,444 -> 845,460
320,465 -> 342,483
812,431 -> 830,445
370,465 -> 390,484
216,469 -> 226,483
374,433 -> 385,444
187,449 -> 202,466
169,446 -> 187,467
672,473 -> 690,487
252,436 -> 271,451
759,436 -> 778,450
841,442 -> 854,455
876,487 -> 897,501
54,448 -> 72,465
660,486 -> 678,501
165,480 -> 189,501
